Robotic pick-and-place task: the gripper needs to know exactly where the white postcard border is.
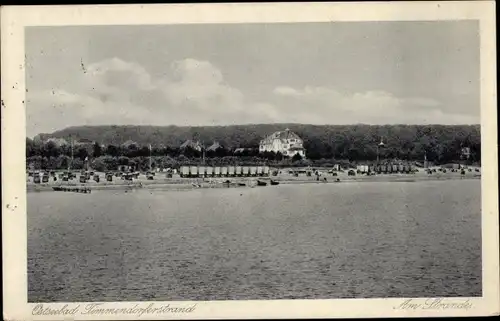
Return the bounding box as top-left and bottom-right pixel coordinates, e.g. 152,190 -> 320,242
2,2 -> 498,320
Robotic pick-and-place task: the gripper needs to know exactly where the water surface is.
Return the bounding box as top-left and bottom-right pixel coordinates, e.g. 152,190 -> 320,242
28,179 -> 482,302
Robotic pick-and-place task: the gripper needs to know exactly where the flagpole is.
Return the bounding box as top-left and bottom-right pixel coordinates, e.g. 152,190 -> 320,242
149,144 -> 152,171
70,135 -> 73,172
202,145 -> 205,165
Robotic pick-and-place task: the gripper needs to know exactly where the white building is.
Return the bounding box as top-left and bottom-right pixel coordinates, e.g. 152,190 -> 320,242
461,147 -> 471,160
180,139 -> 202,152
259,128 -> 306,158
207,141 -> 223,152
46,138 -> 69,147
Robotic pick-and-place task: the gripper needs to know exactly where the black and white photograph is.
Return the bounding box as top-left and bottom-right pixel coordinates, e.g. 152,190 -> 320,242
2,2 -> 498,319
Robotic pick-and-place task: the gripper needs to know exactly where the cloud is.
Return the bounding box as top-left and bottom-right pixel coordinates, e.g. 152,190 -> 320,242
26,89 -> 153,135
272,85 -> 478,125
86,57 -> 156,91
26,58 -> 479,137
27,57 -> 280,136
170,58 -> 224,84
273,86 -> 302,96
164,59 -> 245,113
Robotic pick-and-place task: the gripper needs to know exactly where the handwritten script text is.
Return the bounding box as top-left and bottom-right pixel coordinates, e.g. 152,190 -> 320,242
394,298 -> 473,311
32,303 -> 197,317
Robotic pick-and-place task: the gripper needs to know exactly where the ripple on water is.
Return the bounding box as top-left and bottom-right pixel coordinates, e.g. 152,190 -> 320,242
28,180 -> 481,301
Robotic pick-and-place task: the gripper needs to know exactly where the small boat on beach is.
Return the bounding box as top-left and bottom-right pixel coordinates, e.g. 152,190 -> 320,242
270,180 -> 279,186
256,180 -> 267,186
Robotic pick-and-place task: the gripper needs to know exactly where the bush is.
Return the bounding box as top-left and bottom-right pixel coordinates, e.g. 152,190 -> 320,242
91,157 -> 108,172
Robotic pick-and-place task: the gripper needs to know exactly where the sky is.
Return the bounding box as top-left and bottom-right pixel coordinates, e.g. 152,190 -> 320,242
25,21 -> 480,137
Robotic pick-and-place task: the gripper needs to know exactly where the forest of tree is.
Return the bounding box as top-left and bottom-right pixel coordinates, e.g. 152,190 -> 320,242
27,123 -> 481,171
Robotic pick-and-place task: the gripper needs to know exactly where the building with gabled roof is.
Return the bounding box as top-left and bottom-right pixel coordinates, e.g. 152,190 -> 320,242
233,147 -> 252,154
122,140 -> 138,148
180,139 -> 202,152
207,141 -> 223,152
461,147 -> 471,160
46,138 -> 69,147
259,128 -> 306,158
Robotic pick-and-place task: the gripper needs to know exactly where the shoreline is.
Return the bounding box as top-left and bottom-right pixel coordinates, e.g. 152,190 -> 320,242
26,174 -> 481,192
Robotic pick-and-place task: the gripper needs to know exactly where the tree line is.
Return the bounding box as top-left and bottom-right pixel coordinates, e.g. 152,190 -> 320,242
34,124 -> 481,151
27,123 -> 481,172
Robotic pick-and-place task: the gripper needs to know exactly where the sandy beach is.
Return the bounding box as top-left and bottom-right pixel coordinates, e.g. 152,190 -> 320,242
26,166 -> 481,192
